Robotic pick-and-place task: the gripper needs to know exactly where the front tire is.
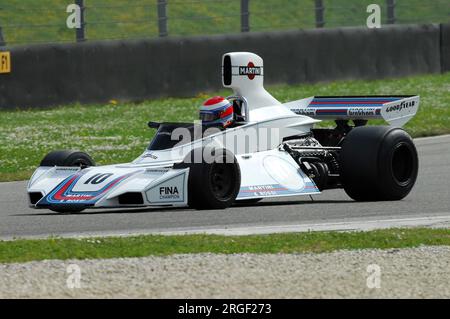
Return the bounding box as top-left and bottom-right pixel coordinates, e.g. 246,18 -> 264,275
178,147 -> 241,210
39,150 -> 95,213
40,150 -> 95,168
340,126 -> 418,201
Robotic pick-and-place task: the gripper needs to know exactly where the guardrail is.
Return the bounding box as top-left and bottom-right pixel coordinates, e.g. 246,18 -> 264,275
0,0 -> 448,46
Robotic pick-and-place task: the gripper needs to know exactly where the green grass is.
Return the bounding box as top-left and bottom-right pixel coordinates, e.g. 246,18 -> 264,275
0,72 -> 449,182
1,228 -> 449,264
0,0 -> 448,45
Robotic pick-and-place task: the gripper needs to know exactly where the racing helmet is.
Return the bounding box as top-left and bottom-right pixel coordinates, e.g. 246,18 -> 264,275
199,96 -> 234,128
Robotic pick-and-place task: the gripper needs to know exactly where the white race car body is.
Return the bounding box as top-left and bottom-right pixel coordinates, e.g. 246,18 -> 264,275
27,52 -> 419,211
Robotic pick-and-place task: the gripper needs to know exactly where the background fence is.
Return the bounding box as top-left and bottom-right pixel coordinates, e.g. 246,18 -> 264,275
1,23 -> 446,109
0,0 -> 449,46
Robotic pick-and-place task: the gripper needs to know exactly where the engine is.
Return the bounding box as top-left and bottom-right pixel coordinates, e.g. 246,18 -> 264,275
283,135 -> 341,190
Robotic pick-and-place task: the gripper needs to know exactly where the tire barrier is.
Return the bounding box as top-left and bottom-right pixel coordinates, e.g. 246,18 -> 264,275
0,23 -> 446,109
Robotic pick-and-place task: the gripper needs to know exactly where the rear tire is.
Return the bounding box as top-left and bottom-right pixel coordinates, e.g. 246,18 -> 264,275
340,126 -> 418,201
178,147 -> 241,210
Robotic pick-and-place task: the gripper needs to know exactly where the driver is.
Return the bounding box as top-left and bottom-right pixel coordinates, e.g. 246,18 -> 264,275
199,96 -> 234,129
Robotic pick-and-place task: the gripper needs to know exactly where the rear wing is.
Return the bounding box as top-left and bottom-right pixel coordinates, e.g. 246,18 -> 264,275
284,95 -> 419,127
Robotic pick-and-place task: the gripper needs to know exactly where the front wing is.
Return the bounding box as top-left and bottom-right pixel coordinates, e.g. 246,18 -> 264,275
28,166 -> 190,209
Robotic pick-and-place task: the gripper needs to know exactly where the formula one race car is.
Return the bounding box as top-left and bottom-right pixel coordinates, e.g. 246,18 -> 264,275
27,52 -> 419,213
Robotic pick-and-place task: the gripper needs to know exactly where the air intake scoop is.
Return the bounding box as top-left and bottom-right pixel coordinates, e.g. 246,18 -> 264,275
222,52 -> 281,110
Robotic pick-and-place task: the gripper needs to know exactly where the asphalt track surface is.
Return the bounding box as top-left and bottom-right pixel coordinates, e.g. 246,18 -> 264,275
0,135 -> 449,239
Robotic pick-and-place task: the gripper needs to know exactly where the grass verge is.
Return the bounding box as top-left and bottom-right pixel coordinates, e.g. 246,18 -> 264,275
0,72 -> 449,182
1,228 -> 449,264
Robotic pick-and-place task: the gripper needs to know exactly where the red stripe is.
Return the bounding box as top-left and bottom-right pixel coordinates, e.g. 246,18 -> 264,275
310,101 -> 390,104
316,109 -> 348,113
220,105 -> 233,118
54,176 -> 78,200
203,96 -> 225,106
53,174 -> 128,201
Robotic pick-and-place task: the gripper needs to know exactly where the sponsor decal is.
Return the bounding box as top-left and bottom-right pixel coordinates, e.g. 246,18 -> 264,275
292,106 -> 381,117
292,108 -> 316,116
145,168 -> 170,173
347,108 -> 377,117
239,62 -> 261,80
247,185 -> 280,196
385,100 -> 415,113
142,152 -> 158,160
145,172 -> 186,204
55,167 -> 80,171
159,186 -> 180,200
238,183 -> 319,198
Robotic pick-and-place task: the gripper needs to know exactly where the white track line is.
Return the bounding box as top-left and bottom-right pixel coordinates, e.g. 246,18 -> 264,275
2,214 -> 449,240
414,134 -> 450,141
156,214 -> 450,236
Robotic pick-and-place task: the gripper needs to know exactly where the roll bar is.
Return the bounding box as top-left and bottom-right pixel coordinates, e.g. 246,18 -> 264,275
227,95 -> 250,122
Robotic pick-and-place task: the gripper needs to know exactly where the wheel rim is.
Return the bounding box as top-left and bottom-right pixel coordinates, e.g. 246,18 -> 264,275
210,163 -> 235,200
391,142 -> 414,186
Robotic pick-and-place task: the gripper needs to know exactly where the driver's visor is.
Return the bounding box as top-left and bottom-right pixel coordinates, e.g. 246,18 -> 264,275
199,111 -> 219,122
200,105 -> 233,122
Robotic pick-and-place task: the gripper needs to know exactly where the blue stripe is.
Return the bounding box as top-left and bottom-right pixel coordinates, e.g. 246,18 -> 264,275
313,97 -> 399,101
314,112 -> 348,115
310,104 -> 384,107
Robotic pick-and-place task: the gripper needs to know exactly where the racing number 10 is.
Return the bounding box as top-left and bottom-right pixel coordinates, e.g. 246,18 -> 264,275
84,173 -> 113,185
